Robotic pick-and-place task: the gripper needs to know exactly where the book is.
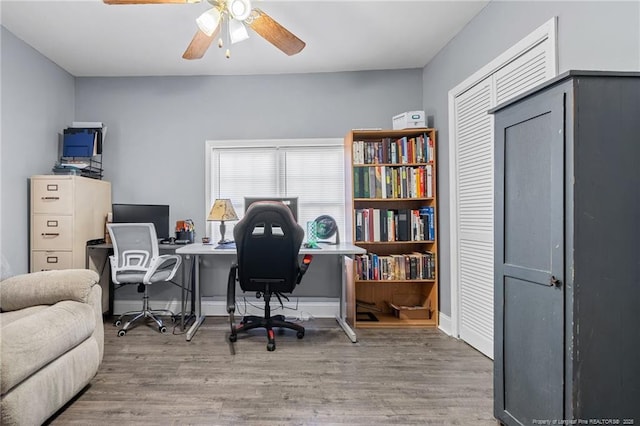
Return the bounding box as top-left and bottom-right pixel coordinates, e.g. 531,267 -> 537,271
372,208 -> 381,242
396,209 -> 410,241
355,209 -> 363,241
380,208 -> 388,242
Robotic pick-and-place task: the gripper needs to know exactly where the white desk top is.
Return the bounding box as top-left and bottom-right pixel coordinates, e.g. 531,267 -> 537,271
175,242 -> 366,256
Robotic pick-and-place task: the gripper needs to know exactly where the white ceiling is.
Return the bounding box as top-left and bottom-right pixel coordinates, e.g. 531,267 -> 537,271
1,0 -> 489,77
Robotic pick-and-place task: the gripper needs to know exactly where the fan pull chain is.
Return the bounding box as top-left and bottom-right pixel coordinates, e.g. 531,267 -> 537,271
217,14 -> 224,49
225,14 -> 231,58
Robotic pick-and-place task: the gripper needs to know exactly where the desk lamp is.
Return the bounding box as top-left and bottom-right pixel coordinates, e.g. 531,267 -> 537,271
208,199 -> 239,244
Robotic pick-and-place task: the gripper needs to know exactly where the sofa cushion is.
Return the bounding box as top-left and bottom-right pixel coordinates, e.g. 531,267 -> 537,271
0,337 -> 101,426
0,300 -> 96,394
0,269 -> 99,312
0,305 -> 47,328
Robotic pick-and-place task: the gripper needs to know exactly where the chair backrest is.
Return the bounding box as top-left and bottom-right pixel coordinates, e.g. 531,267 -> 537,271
233,201 -> 304,293
107,223 -> 159,284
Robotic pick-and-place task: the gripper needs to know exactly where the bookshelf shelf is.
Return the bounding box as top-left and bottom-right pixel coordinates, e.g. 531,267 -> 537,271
355,240 -> 435,245
354,197 -> 435,202
356,279 -> 436,284
345,128 -> 438,329
356,313 -> 437,328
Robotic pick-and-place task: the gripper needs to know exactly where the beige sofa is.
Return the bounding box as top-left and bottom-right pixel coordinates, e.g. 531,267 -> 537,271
0,269 -> 104,426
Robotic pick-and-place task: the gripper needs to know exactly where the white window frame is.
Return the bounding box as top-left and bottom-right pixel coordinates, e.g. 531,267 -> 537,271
205,138 -> 344,240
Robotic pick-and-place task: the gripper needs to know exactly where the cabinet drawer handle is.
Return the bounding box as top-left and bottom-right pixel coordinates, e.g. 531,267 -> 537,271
41,196 -> 60,200
41,233 -> 60,237
46,184 -> 59,191
46,256 -> 59,263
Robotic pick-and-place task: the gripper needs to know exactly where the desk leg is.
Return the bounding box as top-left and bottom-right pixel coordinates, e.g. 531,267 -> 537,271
186,254 -> 206,341
336,255 -> 357,343
181,256 -> 188,331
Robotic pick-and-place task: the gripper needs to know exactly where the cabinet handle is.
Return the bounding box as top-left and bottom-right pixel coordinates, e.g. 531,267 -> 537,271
41,233 -> 60,237
549,276 -> 561,287
41,196 -> 60,200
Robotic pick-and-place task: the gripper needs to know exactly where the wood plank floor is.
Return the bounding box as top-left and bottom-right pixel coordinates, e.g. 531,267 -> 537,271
48,316 -> 495,425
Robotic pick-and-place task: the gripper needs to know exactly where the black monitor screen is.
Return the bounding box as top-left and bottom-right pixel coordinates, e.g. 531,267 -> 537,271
244,197 -> 298,222
111,204 -> 170,239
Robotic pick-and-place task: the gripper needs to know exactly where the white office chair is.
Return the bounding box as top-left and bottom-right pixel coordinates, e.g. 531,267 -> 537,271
107,223 -> 182,336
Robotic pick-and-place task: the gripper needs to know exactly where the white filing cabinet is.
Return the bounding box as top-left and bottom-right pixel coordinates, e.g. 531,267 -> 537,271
30,175 -> 111,272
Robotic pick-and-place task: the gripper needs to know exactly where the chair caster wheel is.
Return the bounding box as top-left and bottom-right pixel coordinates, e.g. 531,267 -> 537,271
297,331 -> 305,339
229,334 -> 237,342
159,326 -> 167,334
117,329 -> 126,337
170,316 -> 177,323
267,342 -> 276,351
113,320 -> 122,327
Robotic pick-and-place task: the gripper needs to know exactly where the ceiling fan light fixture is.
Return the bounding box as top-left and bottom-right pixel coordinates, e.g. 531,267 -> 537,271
196,8 -> 221,37
229,18 -> 250,44
228,0 -> 251,21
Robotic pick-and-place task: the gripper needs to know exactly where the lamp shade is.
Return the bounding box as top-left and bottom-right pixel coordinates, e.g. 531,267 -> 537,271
229,18 -> 250,44
207,199 -> 238,221
196,7 -> 221,37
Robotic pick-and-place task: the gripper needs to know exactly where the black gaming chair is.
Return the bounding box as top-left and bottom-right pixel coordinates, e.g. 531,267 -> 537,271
226,201 -> 313,351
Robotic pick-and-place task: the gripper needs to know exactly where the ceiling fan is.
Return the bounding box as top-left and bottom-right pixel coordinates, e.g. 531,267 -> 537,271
103,0 -> 306,60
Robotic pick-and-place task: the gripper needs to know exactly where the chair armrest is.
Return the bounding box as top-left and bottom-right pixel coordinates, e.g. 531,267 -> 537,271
143,254 -> 182,284
0,269 -> 100,312
296,254 -> 313,284
227,264 -> 238,313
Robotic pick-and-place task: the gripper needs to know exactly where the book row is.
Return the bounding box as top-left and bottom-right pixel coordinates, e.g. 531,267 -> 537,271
352,134 -> 434,165
355,206 -> 435,242
355,251 -> 436,281
353,165 -> 434,199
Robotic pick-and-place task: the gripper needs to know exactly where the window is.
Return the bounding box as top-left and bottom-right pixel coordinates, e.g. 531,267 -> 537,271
206,138 -> 345,242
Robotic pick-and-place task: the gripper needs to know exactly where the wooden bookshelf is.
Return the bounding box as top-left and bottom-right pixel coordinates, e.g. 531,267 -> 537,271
344,128 -> 438,329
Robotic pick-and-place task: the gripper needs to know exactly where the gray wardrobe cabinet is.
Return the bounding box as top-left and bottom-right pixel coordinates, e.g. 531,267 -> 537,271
491,71 -> 640,425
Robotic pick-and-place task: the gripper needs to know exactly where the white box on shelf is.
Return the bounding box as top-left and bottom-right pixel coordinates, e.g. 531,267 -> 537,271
392,111 -> 426,129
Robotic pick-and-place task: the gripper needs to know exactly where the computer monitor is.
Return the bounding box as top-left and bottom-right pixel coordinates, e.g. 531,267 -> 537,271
243,197 -> 298,222
111,204 -> 170,239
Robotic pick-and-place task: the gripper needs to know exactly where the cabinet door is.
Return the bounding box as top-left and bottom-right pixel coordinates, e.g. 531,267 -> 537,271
494,90 -> 565,424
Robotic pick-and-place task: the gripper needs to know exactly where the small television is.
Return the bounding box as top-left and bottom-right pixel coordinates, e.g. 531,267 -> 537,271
111,204 -> 170,239
243,197 -> 298,222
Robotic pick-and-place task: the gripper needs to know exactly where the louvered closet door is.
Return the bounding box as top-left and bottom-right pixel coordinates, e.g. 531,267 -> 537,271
455,77 -> 495,358
454,40 -> 554,358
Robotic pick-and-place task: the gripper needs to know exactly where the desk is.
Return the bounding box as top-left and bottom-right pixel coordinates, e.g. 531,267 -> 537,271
175,242 -> 366,342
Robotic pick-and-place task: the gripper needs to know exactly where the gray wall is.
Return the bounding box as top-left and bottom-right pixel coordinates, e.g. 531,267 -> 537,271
3,0 -> 639,308
74,70 -> 422,298
0,27 -> 75,279
75,70 -> 423,231
423,1 -> 640,318
1,36 -> 423,299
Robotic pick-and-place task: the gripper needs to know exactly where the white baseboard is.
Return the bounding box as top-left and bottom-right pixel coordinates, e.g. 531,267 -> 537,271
438,312 -> 453,336
113,297 -> 340,320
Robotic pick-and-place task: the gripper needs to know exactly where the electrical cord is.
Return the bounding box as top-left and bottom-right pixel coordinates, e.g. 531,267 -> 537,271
232,296 -> 315,323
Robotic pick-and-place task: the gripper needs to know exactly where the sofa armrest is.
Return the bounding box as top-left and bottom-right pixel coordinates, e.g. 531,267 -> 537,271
0,269 -> 100,312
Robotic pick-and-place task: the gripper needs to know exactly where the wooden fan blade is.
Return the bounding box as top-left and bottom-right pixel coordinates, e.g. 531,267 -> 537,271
182,27 -> 220,60
104,0 -> 200,4
247,9 -> 305,56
